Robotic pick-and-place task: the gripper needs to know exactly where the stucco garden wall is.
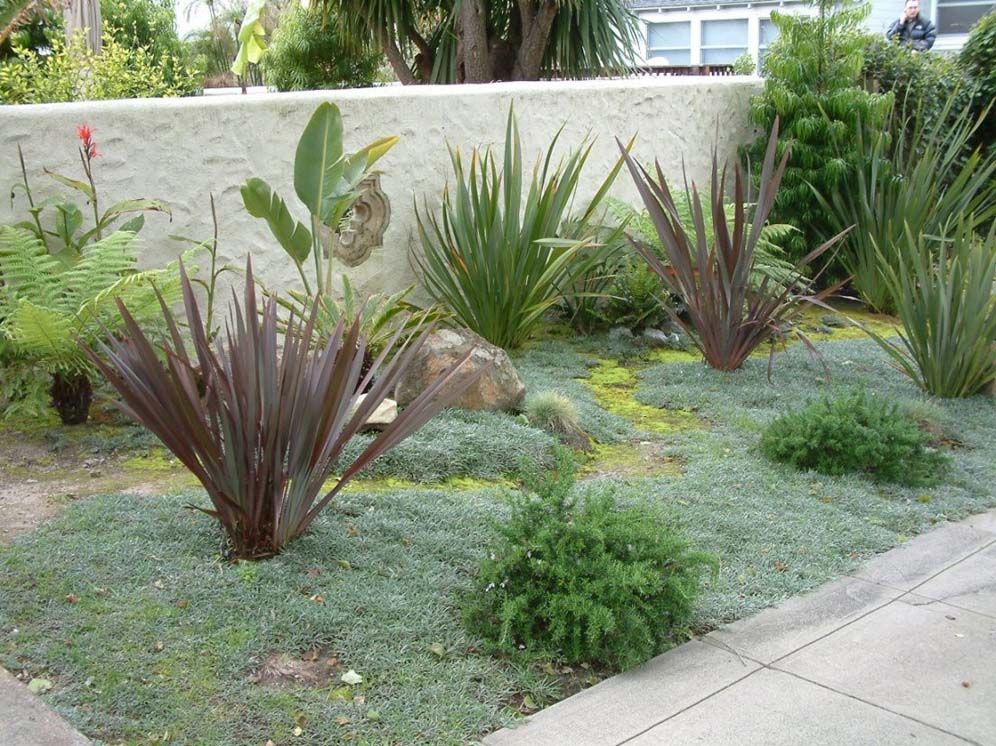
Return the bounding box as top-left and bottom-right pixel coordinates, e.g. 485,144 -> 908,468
0,77 -> 761,298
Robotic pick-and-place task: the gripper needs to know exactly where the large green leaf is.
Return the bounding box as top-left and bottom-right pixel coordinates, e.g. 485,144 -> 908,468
231,0 -> 268,77
294,102 -> 345,219
241,178 -> 313,265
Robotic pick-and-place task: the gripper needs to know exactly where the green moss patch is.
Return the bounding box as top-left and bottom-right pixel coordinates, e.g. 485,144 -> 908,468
584,359 -> 701,434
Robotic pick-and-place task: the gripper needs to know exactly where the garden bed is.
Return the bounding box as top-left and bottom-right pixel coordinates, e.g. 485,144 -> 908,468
1,327 -> 994,745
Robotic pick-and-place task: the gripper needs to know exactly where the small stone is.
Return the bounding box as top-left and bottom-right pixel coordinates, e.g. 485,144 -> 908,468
608,326 -> 635,341
641,327 -> 688,350
349,395 -> 398,430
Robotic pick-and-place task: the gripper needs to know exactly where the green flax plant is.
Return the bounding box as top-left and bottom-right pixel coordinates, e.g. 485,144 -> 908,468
619,121 -> 846,373
414,108 -> 629,349
84,259 -> 484,559
862,219 -> 996,398
815,94 -> 996,314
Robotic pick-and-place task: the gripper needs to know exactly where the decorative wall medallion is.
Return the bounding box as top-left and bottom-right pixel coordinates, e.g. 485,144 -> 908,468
323,174 -> 391,267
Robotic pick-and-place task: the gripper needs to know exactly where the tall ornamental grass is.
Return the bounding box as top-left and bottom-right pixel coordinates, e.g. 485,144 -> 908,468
619,120 -> 846,372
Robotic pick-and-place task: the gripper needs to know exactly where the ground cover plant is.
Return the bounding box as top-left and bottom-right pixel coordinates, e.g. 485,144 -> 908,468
761,388 -> 949,485
2,325 -> 995,744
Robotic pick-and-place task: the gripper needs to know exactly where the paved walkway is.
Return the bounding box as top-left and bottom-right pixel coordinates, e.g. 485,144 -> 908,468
3,510 -> 994,746
484,509 -> 996,746
0,667 -> 88,746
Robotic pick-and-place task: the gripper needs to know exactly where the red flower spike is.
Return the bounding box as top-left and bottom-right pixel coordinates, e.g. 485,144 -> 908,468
76,124 -> 99,159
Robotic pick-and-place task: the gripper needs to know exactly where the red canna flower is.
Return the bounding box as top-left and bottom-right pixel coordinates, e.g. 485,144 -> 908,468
76,124 -> 99,159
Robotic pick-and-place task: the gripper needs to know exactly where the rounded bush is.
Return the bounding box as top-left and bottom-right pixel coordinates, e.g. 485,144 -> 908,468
760,389 -> 948,485
463,455 -> 715,670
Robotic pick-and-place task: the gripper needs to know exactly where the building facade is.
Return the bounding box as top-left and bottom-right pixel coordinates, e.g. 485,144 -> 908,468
629,0 -> 994,68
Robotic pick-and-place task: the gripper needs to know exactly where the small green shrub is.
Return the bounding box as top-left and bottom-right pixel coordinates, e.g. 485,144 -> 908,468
263,5 -> 381,91
0,30 -> 200,103
101,0 -> 201,95
603,254 -> 674,331
761,390 -> 949,484
862,36 -> 966,128
463,453 -> 716,670
732,51 -> 755,75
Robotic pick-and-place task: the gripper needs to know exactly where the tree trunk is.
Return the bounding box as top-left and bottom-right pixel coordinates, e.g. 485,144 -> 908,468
378,28 -> 418,85
50,371 -> 93,425
460,0 -> 492,82
513,0 -> 558,80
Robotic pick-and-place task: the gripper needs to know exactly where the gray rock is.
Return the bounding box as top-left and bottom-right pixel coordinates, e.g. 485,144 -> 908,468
608,326 -> 635,341
395,329 -> 525,412
641,327 -> 686,350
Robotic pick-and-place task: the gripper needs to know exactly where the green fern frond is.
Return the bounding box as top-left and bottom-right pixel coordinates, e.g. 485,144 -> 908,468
6,299 -> 81,370
0,226 -> 63,311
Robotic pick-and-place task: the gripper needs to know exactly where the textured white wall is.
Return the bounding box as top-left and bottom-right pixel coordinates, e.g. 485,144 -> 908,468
0,77 -> 761,299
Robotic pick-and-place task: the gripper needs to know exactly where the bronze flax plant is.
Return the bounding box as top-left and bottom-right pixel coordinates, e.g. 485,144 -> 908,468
83,258 -> 486,559
618,120 -> 849,373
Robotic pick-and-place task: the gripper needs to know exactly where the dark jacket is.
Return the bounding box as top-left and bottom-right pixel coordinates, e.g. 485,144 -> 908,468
886,14 -> 937,50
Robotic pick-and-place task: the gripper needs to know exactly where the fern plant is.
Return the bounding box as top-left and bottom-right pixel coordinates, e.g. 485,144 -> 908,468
0,226 -> 183,423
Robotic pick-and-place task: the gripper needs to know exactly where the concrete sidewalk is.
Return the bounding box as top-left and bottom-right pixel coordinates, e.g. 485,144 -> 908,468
484,509 -> 996,746
0,667 -> 89,746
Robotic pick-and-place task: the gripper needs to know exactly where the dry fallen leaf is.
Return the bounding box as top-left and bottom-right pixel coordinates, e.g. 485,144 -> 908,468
65,594 -> 81,604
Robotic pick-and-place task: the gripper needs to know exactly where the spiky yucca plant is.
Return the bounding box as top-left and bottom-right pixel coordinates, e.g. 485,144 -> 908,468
85,259 -> 484,558
0,226 -> 182,423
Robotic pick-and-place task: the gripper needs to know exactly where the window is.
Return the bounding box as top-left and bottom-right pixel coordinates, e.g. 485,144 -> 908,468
701,19 -> 749,64
647,21 -> 692,64
759,18 -> 778,64
935,0 -> 994,34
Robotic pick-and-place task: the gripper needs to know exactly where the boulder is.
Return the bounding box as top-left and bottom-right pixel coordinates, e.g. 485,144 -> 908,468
395,329 -> 526,412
